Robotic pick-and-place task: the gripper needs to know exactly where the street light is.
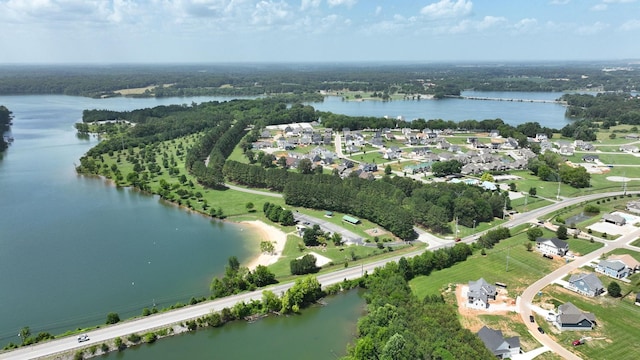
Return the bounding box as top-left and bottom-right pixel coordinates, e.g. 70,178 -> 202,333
473,219 -> 476,231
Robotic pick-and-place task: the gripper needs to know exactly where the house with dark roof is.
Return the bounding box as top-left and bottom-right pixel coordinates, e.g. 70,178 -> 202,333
582,154 -> 599,162
602,213 -> 626,226
467,278 -> 497,309
555,302 -> 597,331
536,237 -> 569,256
567,273 -> 604,297
477,326 -> 520,359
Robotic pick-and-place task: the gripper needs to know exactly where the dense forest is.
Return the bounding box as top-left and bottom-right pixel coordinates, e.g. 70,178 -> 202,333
223,160 -> 511,240
0,105 -> 12,152
342,244 -> 495,360
1,62 -> 638,98
562,92 -> 640,126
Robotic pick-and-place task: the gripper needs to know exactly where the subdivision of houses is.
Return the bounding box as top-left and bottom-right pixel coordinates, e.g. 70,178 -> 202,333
467,278 -> 497,309
555,302 -> 597,331
566,272 -> 604,297
535,237 -> 569,256
476,326 -> 520,359
627,200 -> 640,214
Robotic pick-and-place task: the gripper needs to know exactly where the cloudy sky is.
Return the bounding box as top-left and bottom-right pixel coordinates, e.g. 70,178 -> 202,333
0,0 -> 639,64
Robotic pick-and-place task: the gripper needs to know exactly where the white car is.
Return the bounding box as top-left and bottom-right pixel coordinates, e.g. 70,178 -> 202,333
77,334 -> 90,343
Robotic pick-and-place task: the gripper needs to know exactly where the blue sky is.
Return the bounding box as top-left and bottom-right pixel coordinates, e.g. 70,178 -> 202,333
0,0 -> 639,64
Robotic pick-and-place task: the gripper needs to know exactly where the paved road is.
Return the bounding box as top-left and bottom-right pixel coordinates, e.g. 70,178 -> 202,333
223,183 -> 283,198
2,191 -> 636,359
518,218 -> 640,360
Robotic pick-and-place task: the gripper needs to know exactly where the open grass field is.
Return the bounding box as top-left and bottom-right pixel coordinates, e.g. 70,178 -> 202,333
409,232 -> 566,299
535,282 -> 640,360
510,195 -> 553,213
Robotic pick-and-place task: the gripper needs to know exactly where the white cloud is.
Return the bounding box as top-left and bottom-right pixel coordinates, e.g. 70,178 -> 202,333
300,0 -> 321,11
0,0 -> 140,24
421,0 -> 472,19
619,19 -> 640,30
575,21 -> 609,34
513,18 -> 537,31
252,0 -> 291,25
549,0 -> 570,4
603,0 -> 636,3
591,4 -> 608,10
327,0 -> 357,8
375,5 -> 382,16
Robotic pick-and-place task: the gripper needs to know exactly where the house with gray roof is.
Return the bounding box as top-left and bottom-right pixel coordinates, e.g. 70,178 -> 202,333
602,213 -> 626,226
567,273 -> 604,297
536,237 -> 569,256
467,278 -> 497,309
555,302 -> 597,331
627,200 -> 640,214
477,326 -> 520,359
596,254 -> 640,279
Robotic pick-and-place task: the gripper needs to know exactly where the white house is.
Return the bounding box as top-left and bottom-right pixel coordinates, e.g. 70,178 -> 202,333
536,237 -> 569,256
467,278 -> 497,309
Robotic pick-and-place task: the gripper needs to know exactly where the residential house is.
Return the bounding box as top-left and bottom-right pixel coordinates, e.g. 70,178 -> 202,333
559,145 -> 575,156
602,213 -> 626,226
555,302 -> 597,331
567,273 -> 604,297
467,278 -> 497,309
501,137 -> 519,150
489,130 -> 500,138
260,130 -> 272,139
536,237 -> 569,256
481,181 -> 498,191
361,163 -> 378,172
620,144 -> 640,153
625,133 -> 640,140
596,254 -> 640,279
535,133 -> 548,141
626,200 -> 640,214
477,326 -> 520,359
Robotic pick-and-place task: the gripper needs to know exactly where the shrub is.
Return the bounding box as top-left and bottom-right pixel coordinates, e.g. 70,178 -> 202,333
100,343 -> 109,353
105,312 -> 120,325
127,333 -> 141,344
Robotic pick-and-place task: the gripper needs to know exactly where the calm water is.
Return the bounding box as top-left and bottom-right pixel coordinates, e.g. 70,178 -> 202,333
0,95 -> 259,343
312,91 -> 571,129
0,90 -> 568,349
106,290 -> 364,360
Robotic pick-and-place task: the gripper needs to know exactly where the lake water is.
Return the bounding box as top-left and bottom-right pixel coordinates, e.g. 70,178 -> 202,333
0,95 -> 259,343
311,91 -> 571,129
0,90 -> 569,349
104,289 -> 364,360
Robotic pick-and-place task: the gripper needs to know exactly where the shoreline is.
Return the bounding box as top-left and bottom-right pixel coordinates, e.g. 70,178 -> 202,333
240,220 -> 288,271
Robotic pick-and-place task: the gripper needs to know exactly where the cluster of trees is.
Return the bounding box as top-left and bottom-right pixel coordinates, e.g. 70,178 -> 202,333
562,93 -> 640,126
290,254 -> 319,275
0,105 -> 12,151
3,326 -> 55,350
344,246 -> 493,360
209,257 -> 277,299
300,224 -> 343,247
528,151 -> 590,188
262,202 -> 295,226
224,160 -> 511,238
476,227 -> 511,249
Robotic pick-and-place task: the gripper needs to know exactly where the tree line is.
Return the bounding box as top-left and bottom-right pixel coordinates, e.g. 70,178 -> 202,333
0,105 -> 12,152
343,243 -> 494,360
224,160 -> 511,239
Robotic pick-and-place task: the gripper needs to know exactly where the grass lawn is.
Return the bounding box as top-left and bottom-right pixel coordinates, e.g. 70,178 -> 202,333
535,283 -> 640,360
409,232 -> 565,300
294,208 -> 393,241
565,237 -> 604,256
510,195 -> 553,213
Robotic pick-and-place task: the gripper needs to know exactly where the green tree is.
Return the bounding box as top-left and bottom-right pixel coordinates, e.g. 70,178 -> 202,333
480,172 -> 494,182
385,164 -> 392,175
529,187 -> 537,196
260,241 -> 275,254
508,182 -> 516,191
277,156 -> 288,169
106,312 -> 120,325
298,158 -> 313,174
556,225 -> 568,240
19,327 -> 31,345
527,227 -> 543,241
608,281 -> 621,297
246,202 -> 255,212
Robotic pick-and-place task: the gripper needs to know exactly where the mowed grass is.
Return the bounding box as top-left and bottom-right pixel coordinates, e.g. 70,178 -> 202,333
409,232 -> 565,299
536,284 -> 640,360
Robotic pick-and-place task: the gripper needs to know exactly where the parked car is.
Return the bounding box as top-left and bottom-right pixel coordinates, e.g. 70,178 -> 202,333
455,238 -> 461,242
537,327 -> 545,334
77,334 -> 90,343
542,254 -> 554,259
529,315 -> 535,323
572,339 -> 584,346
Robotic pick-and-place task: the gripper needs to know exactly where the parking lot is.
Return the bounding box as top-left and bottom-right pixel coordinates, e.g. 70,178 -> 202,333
293,212 -> 363,245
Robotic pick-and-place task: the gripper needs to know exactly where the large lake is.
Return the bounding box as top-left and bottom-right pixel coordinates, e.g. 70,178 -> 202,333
0,91 -> 568,349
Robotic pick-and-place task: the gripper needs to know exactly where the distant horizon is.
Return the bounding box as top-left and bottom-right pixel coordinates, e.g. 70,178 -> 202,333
1,1 -> 639,64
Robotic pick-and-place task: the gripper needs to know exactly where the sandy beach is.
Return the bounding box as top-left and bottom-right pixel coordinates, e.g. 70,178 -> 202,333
242,220 -> 288,270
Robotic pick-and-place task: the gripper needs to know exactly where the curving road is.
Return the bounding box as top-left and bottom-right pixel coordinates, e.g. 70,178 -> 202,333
2,191 -> 636,359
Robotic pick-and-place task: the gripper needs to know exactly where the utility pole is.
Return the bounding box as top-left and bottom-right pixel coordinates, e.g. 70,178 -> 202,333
524,193 -> 528,212
623,171 -> 627,196
556,176 -> 561,201
503,198 -> 507,220
506,247 -> 510,272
